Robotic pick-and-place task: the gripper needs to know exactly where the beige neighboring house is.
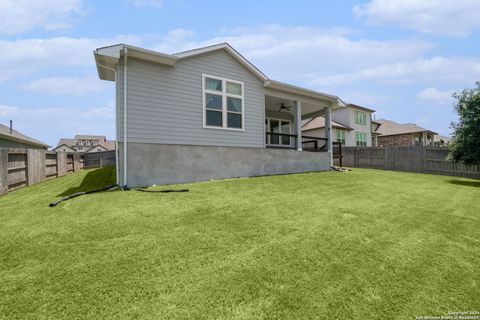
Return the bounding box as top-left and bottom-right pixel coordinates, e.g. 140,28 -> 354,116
53,135 -> 115,153
0,121 -> 49,149
433,135 -> 452,147
302,103 -> 376,147
375,119 -> 437,146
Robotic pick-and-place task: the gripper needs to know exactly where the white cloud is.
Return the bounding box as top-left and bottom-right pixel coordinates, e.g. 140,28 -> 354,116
0,0 -> 84,35
0,35 -> 145,80
0,105 -> 19,117
22,77 -> 105,95
151,24 -> 434,83
310,57 -> 480,86
416,88 -> 455,104
132,0 -> 163,8
354,0 -> 480,37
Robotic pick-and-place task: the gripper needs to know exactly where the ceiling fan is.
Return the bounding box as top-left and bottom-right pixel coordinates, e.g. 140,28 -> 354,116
277,102 -> 292,112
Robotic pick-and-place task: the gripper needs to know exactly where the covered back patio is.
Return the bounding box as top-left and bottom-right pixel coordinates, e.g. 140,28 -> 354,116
263,80 -> 345,164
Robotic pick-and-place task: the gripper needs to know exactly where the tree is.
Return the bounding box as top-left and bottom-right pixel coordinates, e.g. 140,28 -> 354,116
450,81 -> 480,165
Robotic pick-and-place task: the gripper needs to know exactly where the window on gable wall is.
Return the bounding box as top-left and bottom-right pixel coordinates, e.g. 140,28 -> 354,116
355,111 -> 367,125
204,75 -> 244,130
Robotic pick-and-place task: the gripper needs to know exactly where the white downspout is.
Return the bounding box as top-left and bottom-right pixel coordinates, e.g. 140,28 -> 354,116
123,47 -> 128,188
96,61 -> 119,185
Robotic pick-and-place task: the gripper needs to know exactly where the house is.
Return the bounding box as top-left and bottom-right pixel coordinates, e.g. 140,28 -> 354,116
375,119 -> 437,146
53,135 -> 115,153
0,121 -> 49,149
433,135 -> 452,147
371,120 -> 382,147
94,43 -> 345,187
302,103 -> 376,147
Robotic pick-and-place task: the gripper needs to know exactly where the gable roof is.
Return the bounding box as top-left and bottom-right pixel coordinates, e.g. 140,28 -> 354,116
94,43 -> 344,107
302,116 -> 353,131
52,143 -> 76,152
0,123 -> 49,148
56,135 -> 115,151
345,102 -> 375,112
174,43 -> 268,81
376,119 -> 437,136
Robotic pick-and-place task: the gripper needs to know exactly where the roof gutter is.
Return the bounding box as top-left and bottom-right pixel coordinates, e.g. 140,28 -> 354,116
264,80 -> 343,107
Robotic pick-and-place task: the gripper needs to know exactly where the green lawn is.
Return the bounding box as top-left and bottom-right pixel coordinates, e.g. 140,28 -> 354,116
1,167 -> 479,320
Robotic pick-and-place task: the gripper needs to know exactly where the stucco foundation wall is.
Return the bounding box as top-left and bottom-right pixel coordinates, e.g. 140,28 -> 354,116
123,143 -> 331,187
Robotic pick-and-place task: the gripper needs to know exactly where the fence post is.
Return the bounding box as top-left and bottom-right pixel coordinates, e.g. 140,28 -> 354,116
56,152 -> 67,177
73,153 -> 81,172
0,149 -> 8,195
26,149 -> 46,186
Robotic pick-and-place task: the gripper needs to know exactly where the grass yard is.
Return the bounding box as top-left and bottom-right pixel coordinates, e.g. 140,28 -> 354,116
1,167 -> 479,320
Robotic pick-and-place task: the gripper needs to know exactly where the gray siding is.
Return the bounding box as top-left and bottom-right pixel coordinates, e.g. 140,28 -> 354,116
331,106 -> 373,147
117,50 -> 265,148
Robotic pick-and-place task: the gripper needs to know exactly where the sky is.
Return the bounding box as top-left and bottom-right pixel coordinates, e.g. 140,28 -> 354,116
1,0 -> 479,146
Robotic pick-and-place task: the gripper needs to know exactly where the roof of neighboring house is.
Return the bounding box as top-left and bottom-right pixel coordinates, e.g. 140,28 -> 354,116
434,135 -> 452,143
74,134 -> 107,140
55,135 -> 115,151
302,116 -> 353,131
376,119 -> 438,136
0,123 -> 49,148
94,42 -> 345,108
345,102 -> 376,112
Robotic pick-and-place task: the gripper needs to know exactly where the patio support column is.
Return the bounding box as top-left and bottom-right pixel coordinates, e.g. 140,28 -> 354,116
295,100 -> 302,151
325,104 -> 333,165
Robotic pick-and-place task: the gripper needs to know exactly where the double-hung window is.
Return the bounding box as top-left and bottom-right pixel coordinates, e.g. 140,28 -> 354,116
203,74 -> 244,130
355,111 -> 367,125
336,129 -> 346,145
355,132 -> 367,146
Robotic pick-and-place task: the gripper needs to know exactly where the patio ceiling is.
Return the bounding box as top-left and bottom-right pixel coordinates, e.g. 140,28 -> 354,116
265,95 -> 328,120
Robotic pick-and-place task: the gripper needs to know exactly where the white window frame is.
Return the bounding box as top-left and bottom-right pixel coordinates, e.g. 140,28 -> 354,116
336,128 -> 346,145
355,131 -> 367,146
265,117 -> 293,147
355,110 -> 367,125
202,74 -> 245,131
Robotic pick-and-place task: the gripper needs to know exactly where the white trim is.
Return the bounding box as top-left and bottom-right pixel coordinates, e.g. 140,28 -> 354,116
202,74 -> 245,132
123,48 -> 128,187
265,117 -> 293,148
295,100 -> 302,151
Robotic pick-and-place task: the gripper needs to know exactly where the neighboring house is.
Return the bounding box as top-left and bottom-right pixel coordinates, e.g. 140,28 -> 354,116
302,103 -> 376,147
371,120 -> 382,147
376,119 -> 437,146
0,121 -> 49,149
53,135 -> 115,153
94,43 -> 345,187
433,135 -> 452,147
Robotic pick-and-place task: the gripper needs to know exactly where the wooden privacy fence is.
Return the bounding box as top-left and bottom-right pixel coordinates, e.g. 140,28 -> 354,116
336,146 -> 480,179
0,148 -> 116,195
84,150 -> 116,169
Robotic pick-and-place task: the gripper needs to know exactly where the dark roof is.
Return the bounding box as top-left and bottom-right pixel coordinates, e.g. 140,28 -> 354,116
0,123 -> 49,148
376,119 -> 438,136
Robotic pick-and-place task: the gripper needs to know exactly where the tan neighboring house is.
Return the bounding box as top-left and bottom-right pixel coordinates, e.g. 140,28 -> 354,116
302,103 -> 376,147
433,135 -> 452,147
375,119 -> 437,146
0,122 -> 49,149
53,135 -> 115,153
